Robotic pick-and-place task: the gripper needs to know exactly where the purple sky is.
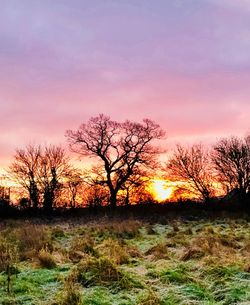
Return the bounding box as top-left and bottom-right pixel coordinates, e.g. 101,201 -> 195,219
1,0 -> 250,168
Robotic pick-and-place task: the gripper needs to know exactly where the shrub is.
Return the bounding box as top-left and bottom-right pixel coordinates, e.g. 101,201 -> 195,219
0,237 -> 18,272
0,236 -> 19,293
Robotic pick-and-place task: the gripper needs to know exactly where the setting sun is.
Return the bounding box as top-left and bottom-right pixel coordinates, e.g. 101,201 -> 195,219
151,179 -> 173,202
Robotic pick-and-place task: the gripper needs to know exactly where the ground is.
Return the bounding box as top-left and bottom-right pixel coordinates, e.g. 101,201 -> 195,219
0,215 -> 249,305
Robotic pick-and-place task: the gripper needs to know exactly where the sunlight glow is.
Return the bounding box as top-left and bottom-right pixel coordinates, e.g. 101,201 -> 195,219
151,179 -> 173,202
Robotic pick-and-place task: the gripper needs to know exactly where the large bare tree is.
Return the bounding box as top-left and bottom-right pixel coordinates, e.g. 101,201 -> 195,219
167,144 -> 214,202
212,136 -> 250,203
66,114 -> 165,208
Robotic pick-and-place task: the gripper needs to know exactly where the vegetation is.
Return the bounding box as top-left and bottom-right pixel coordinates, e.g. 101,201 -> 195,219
0,216 -> 249,304
0,115 -> 250,211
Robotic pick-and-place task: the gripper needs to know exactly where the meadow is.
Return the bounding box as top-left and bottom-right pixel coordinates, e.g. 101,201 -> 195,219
0,214 -> 249,305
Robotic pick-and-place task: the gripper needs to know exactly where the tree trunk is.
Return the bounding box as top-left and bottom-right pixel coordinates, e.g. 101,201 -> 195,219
43,191 -> 53,213
110,191 -> 117,209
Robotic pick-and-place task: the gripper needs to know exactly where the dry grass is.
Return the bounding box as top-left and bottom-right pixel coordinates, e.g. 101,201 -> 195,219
14,225 -> 53,260
52,278 -> 82,305
0,237 -> 19,272
95,219 -> 142,239
96,238 -> 130,264
145,242 -> 169,260
137,289 -> 161,305
68,236 -> 97,263
71,256 -> 133,290
0,217 -> 249,305
37,248 -> 57,269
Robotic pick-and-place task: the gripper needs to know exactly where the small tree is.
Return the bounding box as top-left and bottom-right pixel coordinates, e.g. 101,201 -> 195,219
66,114 -> 165,208
212,136 -> 250,204
167,144 -> 214,202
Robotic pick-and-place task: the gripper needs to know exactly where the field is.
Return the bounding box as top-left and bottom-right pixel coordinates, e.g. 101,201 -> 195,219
0,215 -> 249,305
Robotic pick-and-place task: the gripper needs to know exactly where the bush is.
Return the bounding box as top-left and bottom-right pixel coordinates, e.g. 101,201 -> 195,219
0,237 -> 19,272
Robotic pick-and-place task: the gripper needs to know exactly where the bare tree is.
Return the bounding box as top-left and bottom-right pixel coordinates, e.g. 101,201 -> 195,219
167,144 -> 214,202
10,145 -> 72,212
65,171 -> 82,208
9,145 -> 41,209
212,136 -> 250,203
120,168 -> 151,205
66,114 -> 165,208
38,146 -> 71,212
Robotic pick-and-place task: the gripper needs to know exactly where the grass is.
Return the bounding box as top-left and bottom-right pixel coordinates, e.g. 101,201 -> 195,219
0,217 -> 249,304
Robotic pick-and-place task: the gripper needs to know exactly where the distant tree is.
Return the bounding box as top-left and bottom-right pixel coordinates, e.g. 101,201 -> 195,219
66,114 -> 165,208
120,169 -> 150,205
10,145 -> 72,212
212,136 -> 250,204
65,171 -> 82,208
167,144 -> 214,202
38,146 -> 71,212
9,145 -> 41,209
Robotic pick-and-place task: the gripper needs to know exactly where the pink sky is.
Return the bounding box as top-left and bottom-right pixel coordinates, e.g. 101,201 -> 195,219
1,0 -> 250,169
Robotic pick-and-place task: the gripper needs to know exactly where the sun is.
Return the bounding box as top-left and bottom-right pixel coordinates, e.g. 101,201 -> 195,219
151,179 -> 173,202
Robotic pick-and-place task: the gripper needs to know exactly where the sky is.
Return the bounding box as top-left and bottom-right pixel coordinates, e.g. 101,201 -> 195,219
1,0 -> 250,169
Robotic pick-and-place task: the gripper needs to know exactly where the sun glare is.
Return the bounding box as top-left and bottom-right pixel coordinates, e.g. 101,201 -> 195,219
151,179 -> 173,202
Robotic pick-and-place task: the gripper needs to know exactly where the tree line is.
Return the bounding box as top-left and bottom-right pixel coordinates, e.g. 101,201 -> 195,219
2,114 -> 250,211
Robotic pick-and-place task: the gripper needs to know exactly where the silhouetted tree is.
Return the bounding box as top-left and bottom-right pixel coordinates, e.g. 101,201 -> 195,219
9,145 -> 41,209
65,171 -> 82,208
167,144 -> 214,202
10,145 -> 72,212
121,169 -> 150,205
38,146 -> 71,212
66,114 -> 165,208
212,136 -> 250,204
